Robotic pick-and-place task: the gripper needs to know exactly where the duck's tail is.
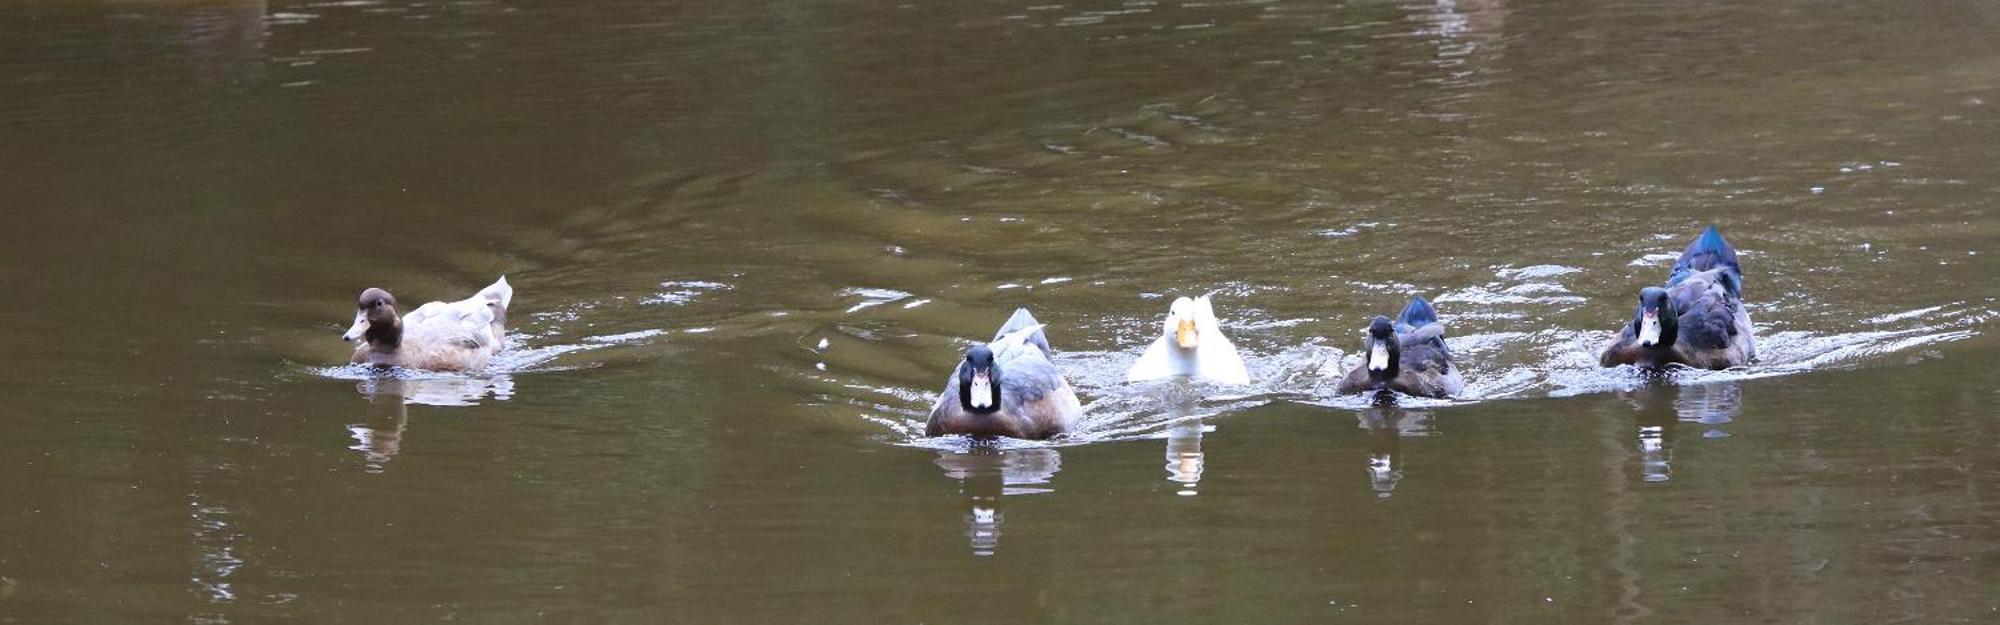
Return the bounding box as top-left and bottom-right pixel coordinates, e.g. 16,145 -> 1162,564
1397,295 -> 1439,328
994,307 -> 1054,358
478,276 -> 514,310
1668,225 -> 1741,296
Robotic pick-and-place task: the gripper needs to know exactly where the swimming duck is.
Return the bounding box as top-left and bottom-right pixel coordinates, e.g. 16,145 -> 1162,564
1126,295 -> 1252,385
1600,225 -> 1757,370
926,308 -> 1084,440
342,276 -> 513,372
1336,296 -> 1465,398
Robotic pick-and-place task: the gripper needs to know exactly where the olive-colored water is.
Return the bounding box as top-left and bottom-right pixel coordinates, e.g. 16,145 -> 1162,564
4,0 -> 1998,622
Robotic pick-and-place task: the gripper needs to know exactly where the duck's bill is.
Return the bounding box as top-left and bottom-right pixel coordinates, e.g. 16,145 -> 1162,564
969,371 -> 994,409
1367,341 -> 1390,372
1637,309 -> 1662,347
1175,318 -> 1198,349
341,312 -> 369,342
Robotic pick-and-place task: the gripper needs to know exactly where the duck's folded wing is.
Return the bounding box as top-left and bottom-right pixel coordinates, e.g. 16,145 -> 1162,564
1677,298 -> 1740,350
1396,323 -> 1454,373
997,347 -> 1067,405
1397,323 -> 1445,348
1126,335 -> 1183,383
1669,271 -> 1745,351
405,300 -> 499,349
1191,332 -> 1251,385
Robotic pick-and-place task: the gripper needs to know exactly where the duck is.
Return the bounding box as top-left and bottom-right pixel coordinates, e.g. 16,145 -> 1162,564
1126,295 -> 1252,385
926,308 -> 1084,440
341,276 -> 513,372
1336,296 -> 1465,398
1600,225 -> 1757,370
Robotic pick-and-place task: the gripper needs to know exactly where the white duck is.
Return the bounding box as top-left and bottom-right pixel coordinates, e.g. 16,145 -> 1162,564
341,276 -> 513,372
1126,295 -> 1251,385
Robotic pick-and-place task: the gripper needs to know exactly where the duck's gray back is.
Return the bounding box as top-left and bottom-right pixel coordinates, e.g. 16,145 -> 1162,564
1398,322 -> 1454,373
1669,269 -> 1746,351
995,334 -> 1063,405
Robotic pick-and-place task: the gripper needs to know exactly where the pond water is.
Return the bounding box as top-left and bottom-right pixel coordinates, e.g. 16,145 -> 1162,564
1,0 -> 1996,622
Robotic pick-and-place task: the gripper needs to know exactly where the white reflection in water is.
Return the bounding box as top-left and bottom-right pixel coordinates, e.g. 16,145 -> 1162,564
187,492 -> 242,621
932,447 -> 1062,557
1636,424 -> 1671,484
1356,402 -> 1436,498
177,0 -> 269,90
1617,381 -> 1744,483
348,383 -> 411,473
354,374 -> 515,407
1675,380 -> 1742,434
1163,420 -> 1209,496
342,375 -> 512,473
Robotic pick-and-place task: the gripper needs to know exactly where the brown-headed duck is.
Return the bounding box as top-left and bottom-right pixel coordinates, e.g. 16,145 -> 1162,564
341,276 -> 513,372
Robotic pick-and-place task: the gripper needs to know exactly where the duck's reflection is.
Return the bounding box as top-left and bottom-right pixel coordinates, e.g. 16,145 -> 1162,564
1619,380 -> 1743,483
1163,420 -> 1210,497
349,375 -> 514,472
1355,401 -> 1437,498
1145,380 -> 1215,496
164,0 -> 270,89
1674,380 -> 1742,433
350,387 -> 409,473
1633,411 -> 1676,484
932,447 -> 1062,557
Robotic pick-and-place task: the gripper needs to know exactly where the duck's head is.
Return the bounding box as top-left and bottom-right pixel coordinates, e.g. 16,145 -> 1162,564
1163,297 -> 1202,349
1364,316 -> 1400,381
957,344 -> 1002,414
1631,287 -> 1678,348
342,288 -> 401,346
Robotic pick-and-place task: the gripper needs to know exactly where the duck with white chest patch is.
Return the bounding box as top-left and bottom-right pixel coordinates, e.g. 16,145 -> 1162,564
1600,225 -> 1757,370
1335,296 -> 1464,399
926,308 -> 1083,440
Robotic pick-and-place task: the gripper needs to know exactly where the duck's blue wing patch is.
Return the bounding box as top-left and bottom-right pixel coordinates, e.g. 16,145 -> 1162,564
1395,296 -> 1439,332
1668,225 -> 1741,296
1394,297 -> 1451,366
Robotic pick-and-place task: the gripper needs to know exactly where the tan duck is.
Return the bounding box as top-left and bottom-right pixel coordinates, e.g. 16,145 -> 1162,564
341,277 -> 513,372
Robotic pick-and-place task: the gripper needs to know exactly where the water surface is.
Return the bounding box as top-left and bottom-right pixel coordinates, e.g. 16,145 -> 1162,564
2,0 -> 1997,622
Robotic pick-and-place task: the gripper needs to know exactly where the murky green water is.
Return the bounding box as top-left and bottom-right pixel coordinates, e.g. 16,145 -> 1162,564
3,0 -> 1998,622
